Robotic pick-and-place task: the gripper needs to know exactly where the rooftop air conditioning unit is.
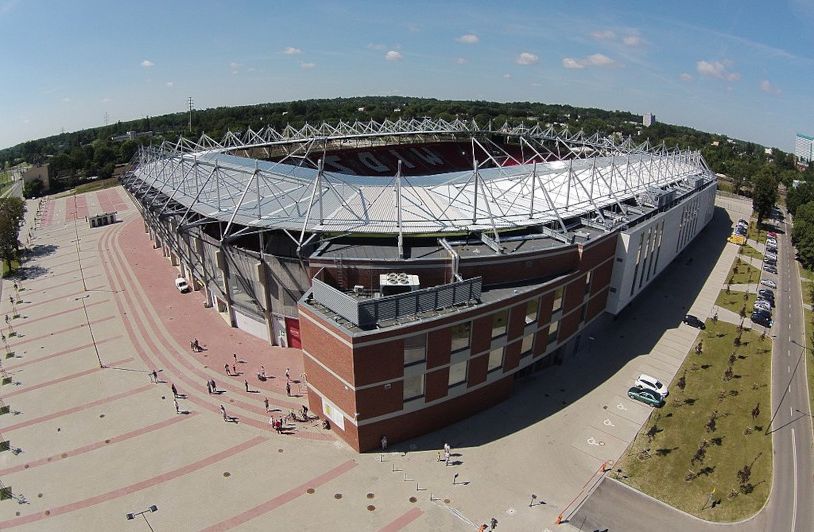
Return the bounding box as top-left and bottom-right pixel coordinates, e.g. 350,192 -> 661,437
379,273 -> 420,297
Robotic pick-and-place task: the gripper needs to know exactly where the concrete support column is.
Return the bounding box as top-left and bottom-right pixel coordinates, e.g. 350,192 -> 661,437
216,249 -> 234,326
255,260 -> 275,345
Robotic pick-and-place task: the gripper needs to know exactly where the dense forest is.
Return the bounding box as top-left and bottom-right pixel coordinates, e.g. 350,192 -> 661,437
2,96 -> 811,194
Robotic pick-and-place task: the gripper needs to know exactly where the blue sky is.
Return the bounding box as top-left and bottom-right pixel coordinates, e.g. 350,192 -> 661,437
1,0 -> 813,152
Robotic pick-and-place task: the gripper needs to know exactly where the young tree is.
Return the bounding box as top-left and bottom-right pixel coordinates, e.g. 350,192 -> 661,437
751,173 -> 777,225
0,197 -> 26,273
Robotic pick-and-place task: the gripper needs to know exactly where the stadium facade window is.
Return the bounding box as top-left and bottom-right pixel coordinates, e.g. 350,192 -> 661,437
548,320 -> 559,345
448,360 -> 468,387
403,334 -> 426,366
491,309 -> 508,338
552,287 -> 564,314
488,347 -> 504,373
403,374 -> 425,402
450,322 -> 471,352
525,298 -> 539,325
521,334 -> 534,356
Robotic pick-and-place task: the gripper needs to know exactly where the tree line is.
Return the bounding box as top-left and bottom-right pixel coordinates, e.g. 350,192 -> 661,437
2,96 -> 810,197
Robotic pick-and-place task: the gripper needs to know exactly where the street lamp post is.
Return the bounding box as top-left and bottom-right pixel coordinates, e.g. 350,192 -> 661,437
126,504 -> 158,531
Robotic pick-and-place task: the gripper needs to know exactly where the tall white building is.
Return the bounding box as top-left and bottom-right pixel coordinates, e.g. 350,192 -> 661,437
796,133 -> 814,163
643,113 -> 656,127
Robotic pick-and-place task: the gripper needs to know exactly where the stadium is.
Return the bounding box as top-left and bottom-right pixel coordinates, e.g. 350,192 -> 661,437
123,118 -> 717,451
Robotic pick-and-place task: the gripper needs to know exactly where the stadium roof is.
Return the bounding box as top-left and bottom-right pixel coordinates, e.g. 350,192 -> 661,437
125,118 -> 715,248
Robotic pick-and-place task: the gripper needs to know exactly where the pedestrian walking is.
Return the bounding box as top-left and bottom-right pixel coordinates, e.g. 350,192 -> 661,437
224,363 -> 230,376
269,416 -> 275,431
380,435 -> 388,451
152,370 -> 159,383
210,379 -> 216,393
444,449 -> 450,466
444,442 -> 451,455
220,404 -> 227,421
244,379 -> 249,392
174,398 -> 180,414
286,382 -> 291,397
207,380 -> 212,394
285,367 -> 290,381
231,364 -> 237,375
233,353 -> 238,364
264,397 -> 270,412
171,383 -> 178,397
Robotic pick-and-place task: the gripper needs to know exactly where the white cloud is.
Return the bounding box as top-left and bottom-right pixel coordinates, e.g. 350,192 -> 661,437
456,34 -> 479,44
300,62 -> 316,70
760,79 -> 781,95
385,50 -> 403,61
562,53 -> 616,69
622,35 -> 644,47
367,43 -> 386,50
406,23 -> 420,32
141,59 -> 154,68
591,30 -> 616,40
696,59 -> 740,81
283,46 -> 302,55
679,72 -> 693,81
101,97 -> 112,103
165,81 -> 174,88
562,58 -> 584,69
516,52 -> 538,65
503,73 -> 512,79
229,62 -> 241,70
455,57 -> 467,65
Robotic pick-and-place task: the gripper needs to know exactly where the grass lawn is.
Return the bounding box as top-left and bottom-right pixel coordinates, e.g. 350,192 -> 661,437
747,219 -> 768,245
738,245 -> 762,262
1,260 -> 20,278
73,177 -> 119,194
715,290 -> 758,316
798,263 -> 814,283
613,319 -> 772,521
726,259 -> 760,286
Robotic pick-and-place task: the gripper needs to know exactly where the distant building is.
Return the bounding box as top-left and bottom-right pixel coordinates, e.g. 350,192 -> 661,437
795,133 -> 814,163
22,163 -> 50,192
110,130 -> 153,143
764,147 -> 773,156
642,113 -> 656,127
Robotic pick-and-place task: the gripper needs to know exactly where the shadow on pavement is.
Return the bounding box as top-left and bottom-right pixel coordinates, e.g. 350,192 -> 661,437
396,206 -> 735,452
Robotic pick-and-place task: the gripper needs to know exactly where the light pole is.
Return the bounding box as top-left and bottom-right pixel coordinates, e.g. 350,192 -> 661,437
126,504 -> 158,531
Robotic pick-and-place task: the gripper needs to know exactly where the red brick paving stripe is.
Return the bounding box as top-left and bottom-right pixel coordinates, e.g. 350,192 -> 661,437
0,411 -> 198,476
0,435 -> 267,529
377,507 -> 425,532
7,315 -> 116,350
2,383 -> 154,434
30,272 -> 102,293
17,289 -> 89,311
4,336 -> 122,371
0,357 -> 133,400
75,195 -> 88,219
201,458 -> 358,532
110,188 -> 130,211
12,299 -> 108,328
96,189 -> 116,213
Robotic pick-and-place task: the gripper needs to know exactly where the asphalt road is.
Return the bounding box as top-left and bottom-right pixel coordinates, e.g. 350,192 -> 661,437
569,205 -> 814,532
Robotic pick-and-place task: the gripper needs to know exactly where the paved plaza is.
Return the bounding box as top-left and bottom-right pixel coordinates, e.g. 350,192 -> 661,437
0,187 -> 748,531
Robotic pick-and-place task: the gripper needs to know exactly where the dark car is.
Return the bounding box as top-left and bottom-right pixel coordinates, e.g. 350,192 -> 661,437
763,265 -> 778,274
752,308 -> 772,320
758,288 -> 774,298
682,314 -> 706,329
751,313 -> 772,327
757,296 -> 774,307
627,387 -> 665,408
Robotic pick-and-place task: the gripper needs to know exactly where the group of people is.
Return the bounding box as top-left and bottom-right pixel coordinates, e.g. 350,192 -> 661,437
190,338 -> 203,352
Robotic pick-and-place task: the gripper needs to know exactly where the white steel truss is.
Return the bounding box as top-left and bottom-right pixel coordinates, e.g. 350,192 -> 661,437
124,119 -> 715,245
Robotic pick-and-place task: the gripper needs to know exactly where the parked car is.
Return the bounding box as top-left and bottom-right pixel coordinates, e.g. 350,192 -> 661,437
754,301 -> 772,312
763,265 -> 778,274
634,373 -> 669,398
757,294 -> 774,306
627,387 -> 665,408
766,238 -> 777,245
761,279 -> 777,289
751,313 -> 772,327
174,277 -> 190,293
767,231 -> 777,238
682,314 -> 706,329
752,308 -> 772,320
758,288 -> 775,298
